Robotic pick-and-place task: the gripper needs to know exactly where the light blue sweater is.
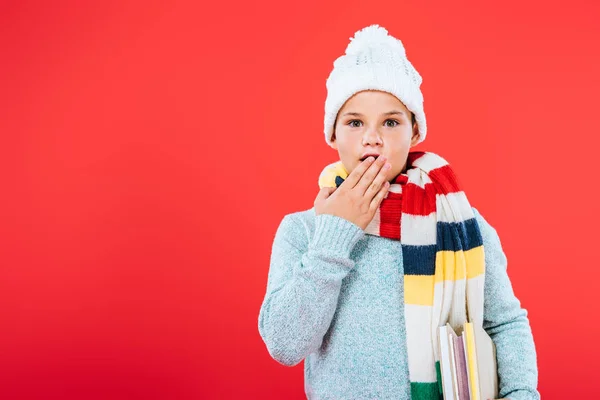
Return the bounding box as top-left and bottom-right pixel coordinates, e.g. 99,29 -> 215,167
258,207 -> 539,400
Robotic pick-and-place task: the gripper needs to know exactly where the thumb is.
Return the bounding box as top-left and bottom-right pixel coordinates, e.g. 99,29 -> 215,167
315,187 -> 336,201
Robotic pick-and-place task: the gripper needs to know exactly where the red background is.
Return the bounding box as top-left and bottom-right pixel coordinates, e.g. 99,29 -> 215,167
1,0 -> 599,398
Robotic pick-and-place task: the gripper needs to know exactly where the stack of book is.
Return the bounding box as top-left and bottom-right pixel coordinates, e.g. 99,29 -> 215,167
438,322 -> 498,400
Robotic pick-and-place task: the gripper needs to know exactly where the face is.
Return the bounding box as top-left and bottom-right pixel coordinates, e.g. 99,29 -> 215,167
331,90 -> 420,182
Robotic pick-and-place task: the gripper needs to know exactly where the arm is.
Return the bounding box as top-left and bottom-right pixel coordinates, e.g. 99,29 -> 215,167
473,208 -> 540,400
258,212 -> 365,366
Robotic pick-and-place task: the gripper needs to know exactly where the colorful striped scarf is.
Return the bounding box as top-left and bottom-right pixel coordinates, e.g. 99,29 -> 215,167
317,151 -> 486,400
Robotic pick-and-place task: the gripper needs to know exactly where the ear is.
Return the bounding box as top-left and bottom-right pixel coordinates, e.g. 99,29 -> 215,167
409,123 -> 420,147
330,132 -> 338,150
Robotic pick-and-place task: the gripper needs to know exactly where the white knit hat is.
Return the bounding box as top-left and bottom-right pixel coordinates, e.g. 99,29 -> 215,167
324,24 -> 427,147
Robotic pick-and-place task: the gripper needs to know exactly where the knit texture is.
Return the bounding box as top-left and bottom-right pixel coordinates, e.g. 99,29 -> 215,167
258,207 -> 539,399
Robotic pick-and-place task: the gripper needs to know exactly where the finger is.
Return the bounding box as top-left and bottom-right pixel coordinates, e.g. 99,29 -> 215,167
323,187 -> 336,199
363,163 -> 391,201
369,181 -> 390,212
355,156 -> 389,196
339,157 -> 376,189
314,187 -> 336,203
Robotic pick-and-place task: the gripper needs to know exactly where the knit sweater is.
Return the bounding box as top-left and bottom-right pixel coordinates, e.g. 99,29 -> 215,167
258,206 -> 539,400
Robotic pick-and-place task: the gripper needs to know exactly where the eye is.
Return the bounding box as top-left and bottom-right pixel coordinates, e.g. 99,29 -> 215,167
347,119 -> 362,128
384,119 -> 399,128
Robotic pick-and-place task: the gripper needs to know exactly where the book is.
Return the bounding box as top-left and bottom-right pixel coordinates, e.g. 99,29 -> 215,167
463,335 -> 471,400
438,324 -> 456,399
450,330 -> 470,400
464,323 -> 480,400
447,326 -> 460,400
438,322 -> 497,400
463,322 -> 498,400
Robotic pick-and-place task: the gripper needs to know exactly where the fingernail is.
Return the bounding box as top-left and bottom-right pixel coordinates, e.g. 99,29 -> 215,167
384,163 -> 391,170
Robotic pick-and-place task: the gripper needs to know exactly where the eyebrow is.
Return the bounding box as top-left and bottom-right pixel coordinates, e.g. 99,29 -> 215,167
342,111 -> 406,117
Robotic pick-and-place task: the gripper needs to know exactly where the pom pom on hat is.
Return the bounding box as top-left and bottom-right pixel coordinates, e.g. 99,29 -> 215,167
344,24 -> 406,57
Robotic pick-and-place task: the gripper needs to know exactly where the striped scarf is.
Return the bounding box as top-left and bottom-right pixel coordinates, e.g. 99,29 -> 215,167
317,151 -> 486,400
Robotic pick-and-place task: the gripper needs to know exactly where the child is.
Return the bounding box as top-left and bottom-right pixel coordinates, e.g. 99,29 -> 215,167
258,25 -> 539,400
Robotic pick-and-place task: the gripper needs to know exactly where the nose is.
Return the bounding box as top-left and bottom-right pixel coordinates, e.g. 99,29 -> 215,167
362,127 -> 383,146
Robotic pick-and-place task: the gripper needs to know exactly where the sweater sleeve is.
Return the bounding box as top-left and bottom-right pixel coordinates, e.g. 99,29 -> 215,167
473,207 -> 540,400
258,212 -> 365,367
